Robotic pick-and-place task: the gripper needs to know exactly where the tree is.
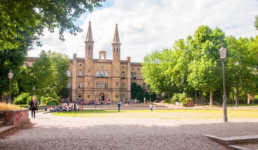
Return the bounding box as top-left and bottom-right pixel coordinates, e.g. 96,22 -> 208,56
17,50 -> 70,98
49,52 -> 70,98
0,0 -> 103,50
187,26 -> 224,106
131,82 -> 147,101
255,16 -> 258,30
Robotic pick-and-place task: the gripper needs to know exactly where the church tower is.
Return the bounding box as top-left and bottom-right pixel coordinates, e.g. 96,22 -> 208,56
112,24 -> 121,101
84,21 -> 94,100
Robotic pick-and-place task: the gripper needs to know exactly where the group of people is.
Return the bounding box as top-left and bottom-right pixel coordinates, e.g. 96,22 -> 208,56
44,104 -> 81,112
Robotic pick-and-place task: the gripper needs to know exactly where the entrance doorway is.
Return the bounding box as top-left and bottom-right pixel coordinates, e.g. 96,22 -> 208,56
99,93 -> 105,101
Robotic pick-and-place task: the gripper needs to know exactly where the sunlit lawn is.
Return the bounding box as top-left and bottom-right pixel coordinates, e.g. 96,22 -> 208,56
52,109 -> 258,119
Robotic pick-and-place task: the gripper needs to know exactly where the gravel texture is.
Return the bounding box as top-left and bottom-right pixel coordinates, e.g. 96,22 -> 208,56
0,112 -> 258,150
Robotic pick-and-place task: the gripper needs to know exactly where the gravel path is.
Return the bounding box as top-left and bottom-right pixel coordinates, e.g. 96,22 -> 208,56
0,112 -> 258,150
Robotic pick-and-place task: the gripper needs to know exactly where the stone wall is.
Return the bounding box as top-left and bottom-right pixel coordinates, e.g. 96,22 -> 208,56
0,109 -> 30,127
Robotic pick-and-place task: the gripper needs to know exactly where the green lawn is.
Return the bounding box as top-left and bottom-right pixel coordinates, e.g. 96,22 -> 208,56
52,109 -> 258,119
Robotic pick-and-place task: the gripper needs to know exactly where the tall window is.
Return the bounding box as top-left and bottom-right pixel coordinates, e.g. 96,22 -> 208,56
131,72 -> 133,79
101,82 -> 104,88
122,95 -> 125,101
116,82 -> 118,87
105,71 -> 108,77
67,83 -> 70,88
79,70 -> 82,77
105,82 -> 108,88
121,82 -> 125,89
143,83 -> 146,90
67,70 -> 70,77
122,72 -> 125,79
133,73 -> 136,79
96,82 -> 99,88
78,81 -> 82,88
96,70 -> 99,77
101,70 -> 104,77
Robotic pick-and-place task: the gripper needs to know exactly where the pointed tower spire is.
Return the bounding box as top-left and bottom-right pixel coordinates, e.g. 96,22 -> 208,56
113,24 -> 120,43
86,21 -> 93,42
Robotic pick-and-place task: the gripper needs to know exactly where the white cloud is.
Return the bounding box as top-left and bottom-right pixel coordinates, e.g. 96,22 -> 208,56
28,0 -> 258,62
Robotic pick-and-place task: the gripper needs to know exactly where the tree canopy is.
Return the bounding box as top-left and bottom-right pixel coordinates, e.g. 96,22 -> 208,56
0,0 -> 103,50
142,25 -> 257,105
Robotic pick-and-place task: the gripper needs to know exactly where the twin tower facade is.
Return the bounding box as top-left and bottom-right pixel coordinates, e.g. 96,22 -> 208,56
68,22 -> 145,102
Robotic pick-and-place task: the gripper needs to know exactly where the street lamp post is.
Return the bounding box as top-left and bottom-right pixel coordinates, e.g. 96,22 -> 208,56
219,44 -> 228,122
149,90 -> 152,103
33,86 -> 35,96
8,70 -> 14,103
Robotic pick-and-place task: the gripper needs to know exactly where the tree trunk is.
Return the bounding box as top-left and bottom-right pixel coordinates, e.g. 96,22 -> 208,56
244,89 -> 247,104
235,84 -> 238,107
210,91 -> 213,106
195,90 -> 197,104
0,94 -> 2,102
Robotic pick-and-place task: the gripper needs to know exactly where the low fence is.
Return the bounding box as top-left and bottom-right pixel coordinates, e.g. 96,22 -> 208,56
0,109 -> 30,127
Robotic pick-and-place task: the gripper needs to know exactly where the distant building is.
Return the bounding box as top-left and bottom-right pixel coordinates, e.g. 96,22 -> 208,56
25,22 -> 146,102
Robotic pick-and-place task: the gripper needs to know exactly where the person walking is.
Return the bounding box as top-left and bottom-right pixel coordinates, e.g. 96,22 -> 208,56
149,103 -> 153,111
117,102 -> 121,112
30,96 -> 38,119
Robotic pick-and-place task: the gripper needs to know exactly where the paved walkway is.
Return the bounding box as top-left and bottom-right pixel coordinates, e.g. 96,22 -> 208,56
0,112 -> 258,150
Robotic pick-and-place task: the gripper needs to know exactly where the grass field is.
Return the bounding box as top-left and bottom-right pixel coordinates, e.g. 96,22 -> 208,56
52,109 -> 258,119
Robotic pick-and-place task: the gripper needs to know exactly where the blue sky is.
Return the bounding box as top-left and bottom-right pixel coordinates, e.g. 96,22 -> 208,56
28,0 -> 258,62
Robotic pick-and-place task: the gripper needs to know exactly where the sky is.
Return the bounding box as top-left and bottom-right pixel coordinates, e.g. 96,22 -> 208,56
27,0 -> 258,62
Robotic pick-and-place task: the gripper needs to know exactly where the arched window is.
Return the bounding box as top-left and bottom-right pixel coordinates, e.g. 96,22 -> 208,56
143,83 -> 146,90
96,70 -> 99,77
116,48 -> 118,52
67,83 -> 70,88
133,73 -> 136,79
105,82 -> 108,88
79,70 -> 82,77
78,81 -> 82,88
121,72 -> 125,79
67,70 -> 70,77
105,71 -> 108,77
89,46 -> 90,51
96,82 -> 99,88
101,70 -> 104,77
121,82 -> 125,89
101,82 -> 104,88
122,95 -> 125,101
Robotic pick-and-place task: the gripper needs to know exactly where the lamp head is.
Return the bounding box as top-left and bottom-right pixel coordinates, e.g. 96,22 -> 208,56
8,70 -> 13,79
219,44 -> 227,60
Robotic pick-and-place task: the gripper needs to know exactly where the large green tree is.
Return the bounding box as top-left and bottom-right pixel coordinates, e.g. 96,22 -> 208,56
17,50 -> 70,98
0,0 -> 103,50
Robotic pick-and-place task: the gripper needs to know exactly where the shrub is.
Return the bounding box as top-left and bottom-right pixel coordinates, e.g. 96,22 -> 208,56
41,97 -> 60,105
182,97 -> 193,106
164,98 -> 171,103
173,93 -> 186,102
179,93 -> 186,102
13,93 -> 32,105
172,94 -> 179,102
170,98 -> 176,104
0,102 -> 21,110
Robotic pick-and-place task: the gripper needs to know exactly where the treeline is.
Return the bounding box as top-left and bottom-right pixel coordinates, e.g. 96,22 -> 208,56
142,25 -> 257,105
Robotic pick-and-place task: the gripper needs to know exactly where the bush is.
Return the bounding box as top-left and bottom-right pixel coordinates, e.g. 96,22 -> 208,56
0,102 -> 21,110
182,97 -> 193,106
41,97 -> 60,105
13,93 -> 32,105
173,93 -> 186,102
172,94 -> 179,102
164,98 -> 171,103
